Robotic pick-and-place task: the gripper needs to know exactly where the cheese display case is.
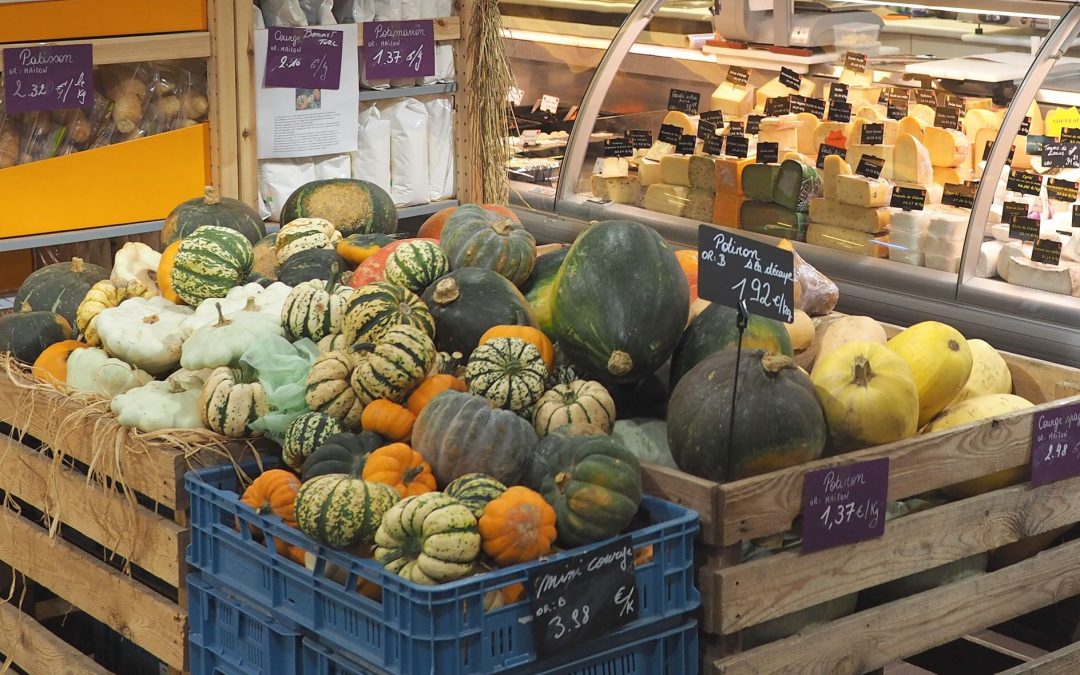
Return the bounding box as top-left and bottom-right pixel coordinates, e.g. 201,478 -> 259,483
504,0 -> 1080,366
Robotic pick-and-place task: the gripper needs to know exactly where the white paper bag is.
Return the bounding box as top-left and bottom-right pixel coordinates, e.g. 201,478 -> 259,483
385,98 -> 430,206
351,105 -> 392,192
425,97 -> 454,201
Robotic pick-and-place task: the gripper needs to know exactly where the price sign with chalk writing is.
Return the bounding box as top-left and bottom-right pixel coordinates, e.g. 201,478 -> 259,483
668,88 -> 700,114
1031,402 -> 1080,487
4,44 -> 92,113
802,458 -> 889,553
1032,238 -> 1063,266
362,20 -> 435,79
697,225 -> 794,324
265,27 -> 344,88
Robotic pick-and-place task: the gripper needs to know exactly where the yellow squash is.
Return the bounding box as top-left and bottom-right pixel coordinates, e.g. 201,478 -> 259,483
814,315 -> 887,367
887,321 -> 972,427
953,339 -> 1012,404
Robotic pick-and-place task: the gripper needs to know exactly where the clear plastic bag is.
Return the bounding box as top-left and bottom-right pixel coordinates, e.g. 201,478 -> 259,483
240,336 -> 320,441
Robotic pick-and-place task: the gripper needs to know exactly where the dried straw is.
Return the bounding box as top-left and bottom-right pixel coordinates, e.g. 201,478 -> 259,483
471,0 -> 513,204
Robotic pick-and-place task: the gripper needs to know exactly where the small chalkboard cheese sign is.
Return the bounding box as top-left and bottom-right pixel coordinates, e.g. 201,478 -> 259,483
603,138 -> 634,158
1032,238 -> 1063,266
658,123 -> 681,145
726,66 -> 751,87
728,121 -> 745,137
830,82 -> 849,104
942,183 -> 976,209
628,129 -> 652,149
764,96 -> 791,117
1047,178 -> 1079,202
1026,135 -> 1048,156
890,186 -> 926,211
855,154 -> 885,180
757,142 -> 779,164
667,88 -> 700,114
886,102 -> 907,121
726,134 -> 749,159
1073,204 -> 1080,229
1007,169 -> 1043,196
982,140 -> 1016,164
1042,141 -> 1080,168
1062,127 -> 1080,143
816,144 -> 846,169
802,458 -> 889,553
697,119 -> 718,142
915,88 -> 938,107
843,51 -> 867,73
1009,216 -> 1040,242
934,106 -> 960,131
528,536 -> 638,657
1001,201 -> 1029,225
703,133 -> 725,156
828,101 -> 852,123
1030,401 -> 1080,487
1019,116 -> 1032,136
700,110 -> 724,126
747,115 -> 764,136
697,225 -> 794,324
780,67 -> 802,91
805,97 -> 827,118
676,134 -> 697,155
861,123 -> 884,145
944,95 -> 965,111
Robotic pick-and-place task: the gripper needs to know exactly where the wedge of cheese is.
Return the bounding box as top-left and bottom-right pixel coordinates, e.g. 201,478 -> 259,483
855,104 -> 886,121
755,75 -> 816,110
601,157 -> 629,178
924,127 -> 971,168
822,154 -> 853,200
894,135 -> 934,185
847,86 -> 885,106
758,117 -> 800,152
806,222 -> 888,257
813,121 -> 853,151
740,201 -> 809,240
963,108 -> 1001,144
645,140 -> 676,162
662,110 -> 698,135
1025,100 -> 1045,136
933,164 -> 973,185
835,174 -> 893,208
713,193 -> 747,227
809,197 -> 891,232
847,144 -> 895,180
714,156 -> 755,193
774,159 -> 822,212
1002,256 -> 1080,295
909,104 -> 936,126
850,118 -> 899,146
639,159 -> 663,186
660,155 -> 691,186
838,69 -> 875,88
897,116 -> 926,143
688,155 -> 717,192
743,163 -> 780,201
685,188 -> 715,222
794,113 -> 822,155
590,174 -> 642,204
643,184 -> 690,217
711,82 -> 755,117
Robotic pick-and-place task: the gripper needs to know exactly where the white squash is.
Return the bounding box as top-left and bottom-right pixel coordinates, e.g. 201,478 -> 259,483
953,339 -> 1012,404
111,376 -> 205,432
179,282 -> 292,338
95,296 -> 193,375
181,298 -> 286,370
66,347 -> 154,398
814,316 -> 887,368
110,242 -> 162,294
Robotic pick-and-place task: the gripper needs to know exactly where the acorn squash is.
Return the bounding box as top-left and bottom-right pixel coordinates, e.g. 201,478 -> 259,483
519,246 -> 569,339
162,186 -> 265,246
301,431 -> 386,481
281,178 -> 398,236
421,268 -> 537,359
14,257 -> 109,326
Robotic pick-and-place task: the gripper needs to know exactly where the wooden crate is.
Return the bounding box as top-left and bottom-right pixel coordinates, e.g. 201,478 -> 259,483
641,316 -> 1080,675
0,359 -> 258,673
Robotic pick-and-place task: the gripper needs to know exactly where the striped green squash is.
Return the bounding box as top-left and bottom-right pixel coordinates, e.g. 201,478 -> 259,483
532,380 -> 616,436
350,324 -> 436,405
276,218 -> 342,266
464,337 -> 547,414
374,492 -> 480,584
171,226 -> 254,306
342,281 -> 435,346
442,473 -> 507,519
384,240 -> 449,294
305,350 -> 364,428
440,205 -> 537,286
282,412 -> 345,469
295,474 -> 400,547
281,279 -> 352,341
199,366 -> 268,438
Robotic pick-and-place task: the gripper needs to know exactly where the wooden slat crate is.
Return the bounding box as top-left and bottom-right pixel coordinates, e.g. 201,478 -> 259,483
1001,641 -> 1080,674
641,316 -> 1080,675
0,360 -> 259,673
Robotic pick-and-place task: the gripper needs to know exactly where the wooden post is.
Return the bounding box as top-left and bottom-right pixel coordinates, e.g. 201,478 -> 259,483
234,0 -> 260,209
207,0 -> 240,198
453,0 -> 482,204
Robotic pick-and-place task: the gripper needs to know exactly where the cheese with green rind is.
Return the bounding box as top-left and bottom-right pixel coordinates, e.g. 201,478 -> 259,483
742,163 -> 780,202
740,201 -> 809,240
809,197 -> 890,233
774,159 -> 821,212
835,175 -> 892,207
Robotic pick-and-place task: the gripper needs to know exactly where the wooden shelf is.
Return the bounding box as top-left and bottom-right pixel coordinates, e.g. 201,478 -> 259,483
0,220 -> 163,253
0,31 -> 211,68
358,82 -> 457,101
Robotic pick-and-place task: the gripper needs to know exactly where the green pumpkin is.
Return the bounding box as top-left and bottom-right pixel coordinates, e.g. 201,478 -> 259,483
611,419 -> 678,469
281,179 -> 398,236
440,204 -> 537,286
295,474 -> 400,547
277,248 -> 348,287
464,337 -> 548,413
373,492 -> 480,584
276,218 -> 342,266
442,473 -> 508,519
524,422 -> 607,492
162,186 -> 266,246
384,240 -> 449,294
342,281 -> 435,346
0,308 -> 73,364
520,246 -> 569,339
552,220 -> 688,383
282,412 -> 346,469
667,349 -> 827,483
171,226 -> 254,305
349,324 -> 436,405
421,268 -> 537,359
301,431 -> 386,481
540,433 -> 643,547
281,279 -> 352,341
670,302 -> 794,390
14,257 -> 109,326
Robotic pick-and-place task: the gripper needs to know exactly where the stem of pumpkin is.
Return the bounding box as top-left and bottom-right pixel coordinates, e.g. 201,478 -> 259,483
760,352 -> 794,374
214,302 -> 233,327
607,351 -> 633,377
432,278 -> 460,305
70,257 -> 85,274
554,471 -> 571,495
204,185 -> 221,206
852,355 -> 874,387
492,218 -> 513,235
403,465 -> 424,483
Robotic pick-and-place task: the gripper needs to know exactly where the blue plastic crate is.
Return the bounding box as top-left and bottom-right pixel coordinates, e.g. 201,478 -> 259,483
186,462 -> 699,675
187,573 -> 302,675
301,619 -> 699,675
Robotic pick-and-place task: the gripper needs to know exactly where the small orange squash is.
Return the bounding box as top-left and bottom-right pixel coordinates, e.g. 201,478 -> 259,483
478,325 -> 554,371
674,249 -> 698,302
361,400 -> 417,442
406,374 -> 467,416
240,469 -> 301,554
361,443 -> 436,497
478,486 -> 557,566
157,240 -> 185,305
31,339 -> 88,386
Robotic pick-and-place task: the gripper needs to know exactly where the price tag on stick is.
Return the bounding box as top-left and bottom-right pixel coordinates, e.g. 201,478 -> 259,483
265,27 -> 344,89
697,225 -> 794,324
3,44 -> 93,113
1030,402 -> 1080,487
362,20 -> 436,79
802,458 -> 889,553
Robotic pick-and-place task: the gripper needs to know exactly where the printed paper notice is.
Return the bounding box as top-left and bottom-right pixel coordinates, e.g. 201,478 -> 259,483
255,24 -> 359,160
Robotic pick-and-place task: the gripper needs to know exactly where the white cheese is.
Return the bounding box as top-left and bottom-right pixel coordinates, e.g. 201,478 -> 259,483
978,241 -> 1005,278
1003,256 -> 1080,295
925,236 -> 965,258
889,209 -> 931,234
889,249 -> 925,266
925,253 -> 962,273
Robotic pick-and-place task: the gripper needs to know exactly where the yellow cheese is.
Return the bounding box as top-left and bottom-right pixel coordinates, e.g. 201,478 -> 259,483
909,104 -> 936,126
660,155 -> 691,186
897,115 -> 926,142
754,75 -> 816,110
662,110 -> 698,135
933,165 -> 972,185
589,174 -> 609,200
1046,106 -> 1080,139
972,126 -> 998,169
893,180 -> 943,205
713,193 -> 746,227
810,196 -> 891,232
688,155 -> 716,192
795,113 -> 822,155
806,222 -> 889,257
639,159 -> 663,186
834,175 -> 893,208
850,118 -> 899,146
923,127 -> 971,168
714,156 -> 754,193
963,108 -> 1000,143
965,98 -> 994,111
601,157 -> 629,178
643,183 -> 690,217
854,104 -> 886,121
685,188 -> 715,222
894,135 -> 934,185
782,151 -> 812,164
1012,136 -> 1034,170
812,121 -> 853,152
838,70 -> 875,87
847,144 -> 895,180
710,82 -> 755,117
590,174 -> 642,204
758,118 -> 799,151
645,141 -> 676,162
822,154 -> 852,200
1026,100 -> 1045,136
847,86 -> 885,106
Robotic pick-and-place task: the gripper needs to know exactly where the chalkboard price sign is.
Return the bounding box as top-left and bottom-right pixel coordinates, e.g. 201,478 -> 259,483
843,51 -> 867,73
1032,238 -> 1063,266
3,44 -> 93,113
1009,216 -> 1040,242
828,101 -> 852,123
676,134 -> 696,155
697,225 -> 795,324
756,142 -> 779,164
697,119 -> 718,142
816,144 -> 846,169
890,186 -> 926,211
780,67 -> 802,91
1047,178 -> 1079,202
726,134 -> 749,159
1041,141 -> 1080,169
658,123 -> 681,145
1027,135 -> 1049,156
700,110 -> 725,126
942,183 -> 976,209
603,138 -> 634,158
764,96 -> 791,117
915,88 -> 938,107
703,132 -> 725,156
1061,127 -> 1080,143
802,458 -> 889,553
1019,116 -> 1032,136
1030,402 -> 1080,487
628,129 -> 652,149
830,82 -> 849,104
934,106 -> 960,131
861,123 -> 884,145
855,155 -> 885,180
728,121 -> 745,137
1001,201 -> 1029,225
746,115 -> 763,136
1007,169 -> 1044,196
528,536 -> 638,657
667,88 -> 700,114
726,66 -> 750,87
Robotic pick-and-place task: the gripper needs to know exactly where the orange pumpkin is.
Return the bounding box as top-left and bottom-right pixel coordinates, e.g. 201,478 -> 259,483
157,240 -> 185,304
674,249 -> 698,302
478,486 -> 557,566
284,545 -> 307,565
406,374 -> 468,416
240,469 -> 301,554
361,443 -> 437,497
31,339 -> 88,385
361,399 -> 416,442
417,204 -> 519,240
478,325 -> 554,371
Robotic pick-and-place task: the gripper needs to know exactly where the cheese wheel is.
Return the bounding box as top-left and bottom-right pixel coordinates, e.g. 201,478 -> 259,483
663,110 -> 698,135
909,104 -> 936,126
850,118 -> 899,146
813,121 -> 853,151
894,135 -> 934,185
924,127 -> 972,168
963,108 -> 1001,143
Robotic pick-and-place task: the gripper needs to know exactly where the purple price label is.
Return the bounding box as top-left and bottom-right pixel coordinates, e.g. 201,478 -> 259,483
802,458 -> 888,553
363,20 -> 436,79
3,44 -> 92,114
265,27 -> 343,89
1031,402 -> 1080,487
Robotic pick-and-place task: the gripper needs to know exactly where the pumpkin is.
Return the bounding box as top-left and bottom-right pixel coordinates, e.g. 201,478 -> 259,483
953,339 -> 1012,403
886,321 -> 973,427
337,233 -> 399,265
110,242 -> 161,293
342,281 -> 435,346
440,205 -> 537,286
552,220 -> 688,383
0,307 -> 74,364
443,473 -> 507,519
786,310 -> 814,352
276,218 -> 342,266
673,249 -> 699,301
479,486 -> 557,566
815,316 -> 887,365
171,226 -> 254,306
811,341 -> 920,452
301,431 -> 386,481
282,412 -> 346,469
350,324 -> 436,405
281,279 -> 351,341
360,399 -> 416,441
417,203 -> 518,240
362,442 -> 436,497
670,302 -> 793,390
31,339 -> 87,386
157,241 -> 185,304
241,469 -> 301,526
532,380 -> 616,436
305,350 -> 364,428
295,474 -> 400,547
611,418 -> 678,469
540,434 -> 642,547
251,234 -> 279,280
162,185 -> 266,246
199,366 -> 269,438
668,349 -> 827,483
317,332 -> 351,354
519,246 -> 569,340
407,374 -> 468,416
523,422 -> 607,491
76,279 -> 155,346
281,178 -> 398,236
609,373 -> 669,420
464,337 -> 548,413
277,248 -> 348,287
412,390 -> 538,485
373,492 -> 480,584
478,325 -> 553,371
347,238 -> 439,289
14,257 -> 109,325
421,268 -> 538,358
384,240 -> 449,294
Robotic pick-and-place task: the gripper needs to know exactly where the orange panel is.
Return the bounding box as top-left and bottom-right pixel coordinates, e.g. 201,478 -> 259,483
0,124 -> 211,238
0,0 -> 206,42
